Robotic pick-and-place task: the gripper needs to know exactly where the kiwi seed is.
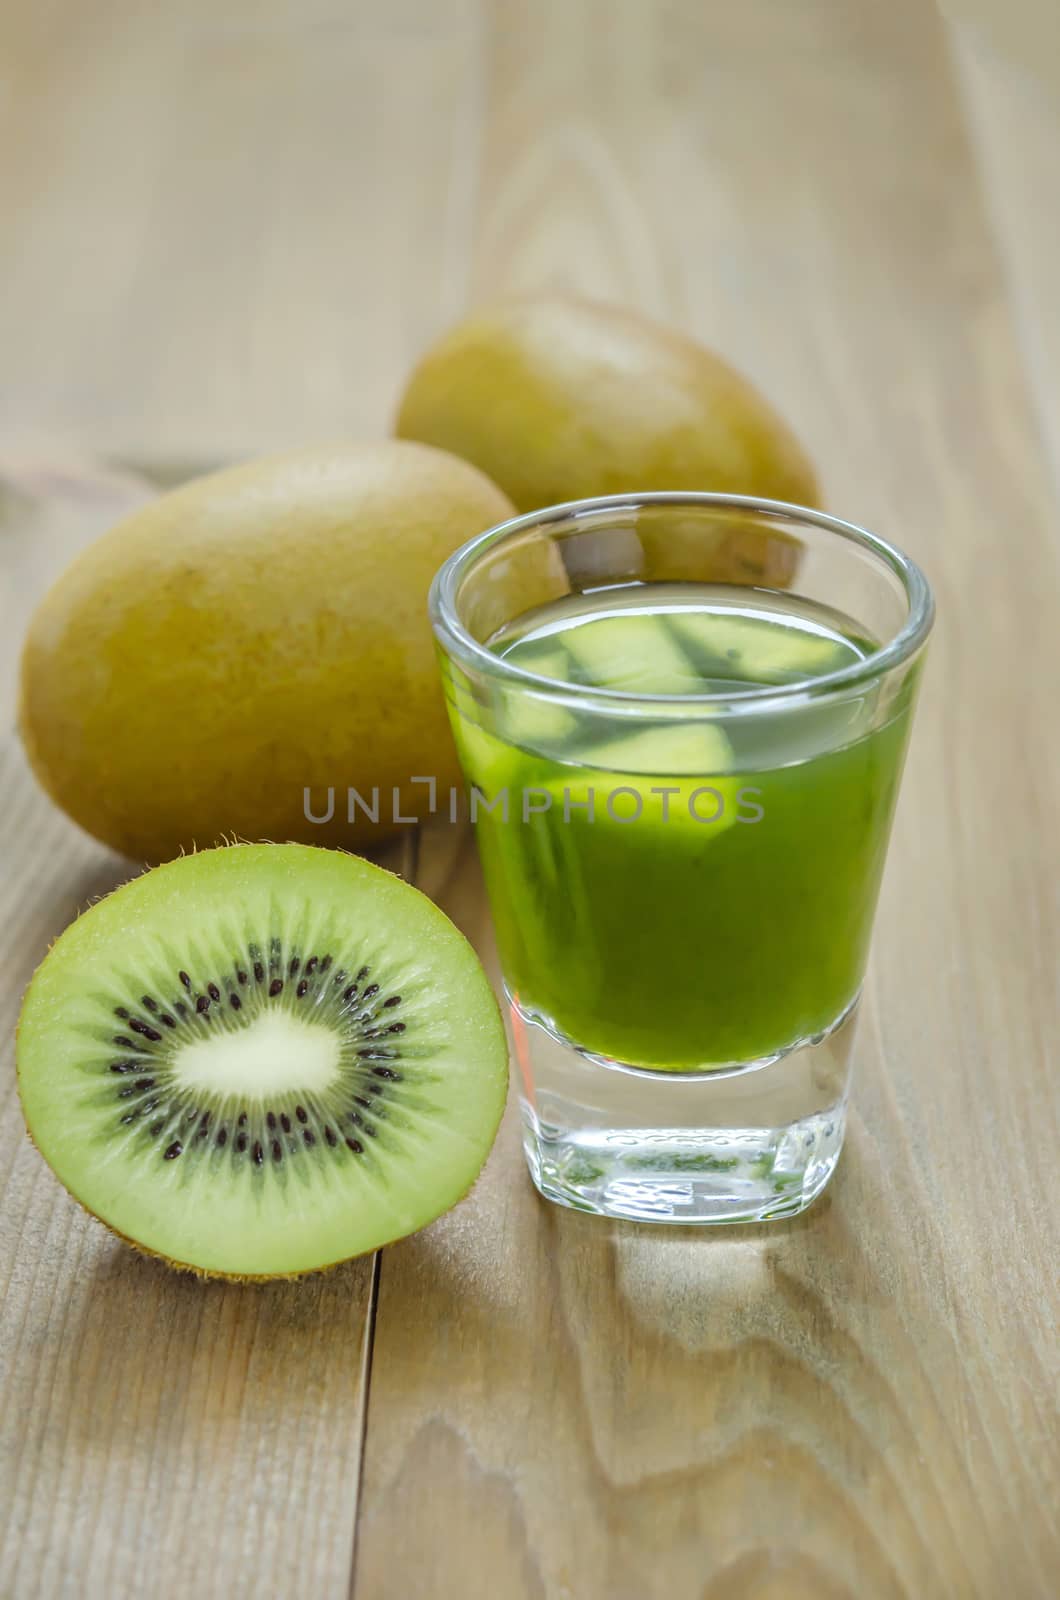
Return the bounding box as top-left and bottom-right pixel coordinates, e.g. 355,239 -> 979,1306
91,942 -> 413,1169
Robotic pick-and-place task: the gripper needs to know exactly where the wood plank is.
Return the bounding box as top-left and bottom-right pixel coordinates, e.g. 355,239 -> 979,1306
0,455 -> 155,724
949,13 -> 1060,499
0,0 -> 482,463
2,0 -> 1058,1594
0,476 -> 378,1598
0,3 -> 485,1587
354,3 -> 1060,1597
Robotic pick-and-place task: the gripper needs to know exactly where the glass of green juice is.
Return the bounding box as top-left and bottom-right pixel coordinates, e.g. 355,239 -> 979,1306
430,494 -> 933,1222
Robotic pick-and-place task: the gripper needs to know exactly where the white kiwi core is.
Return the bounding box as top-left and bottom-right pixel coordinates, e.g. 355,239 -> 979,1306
176,1010 -> 342,1099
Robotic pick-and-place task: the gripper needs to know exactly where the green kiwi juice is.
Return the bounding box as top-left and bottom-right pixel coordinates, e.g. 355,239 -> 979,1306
447,584 -> 918,1071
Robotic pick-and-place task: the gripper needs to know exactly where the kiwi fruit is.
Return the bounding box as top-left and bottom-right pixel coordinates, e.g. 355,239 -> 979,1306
18,441 -> 515,861
16,843 -> 509,1279
395,296 -> 819,585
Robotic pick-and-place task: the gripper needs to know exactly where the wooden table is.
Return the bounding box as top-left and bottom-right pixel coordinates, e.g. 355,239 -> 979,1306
1,4 -> 1057,1596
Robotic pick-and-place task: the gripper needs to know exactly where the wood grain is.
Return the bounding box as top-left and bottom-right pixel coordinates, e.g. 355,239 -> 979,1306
0,0 -> 482,463
0,2 -> 1057,1598
951,15 -> 1060,499
355,2 -> 1060,1598
0,456 -> 155,725
0,480 -> 380,1598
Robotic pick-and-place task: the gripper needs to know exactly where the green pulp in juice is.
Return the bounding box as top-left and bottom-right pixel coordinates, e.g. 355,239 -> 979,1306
447,584 -> 918,1071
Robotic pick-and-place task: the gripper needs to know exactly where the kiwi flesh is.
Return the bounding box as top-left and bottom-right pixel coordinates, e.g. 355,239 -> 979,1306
562,612 -> 704,694
546,723 -> 739,835
16,843 -> 508,1280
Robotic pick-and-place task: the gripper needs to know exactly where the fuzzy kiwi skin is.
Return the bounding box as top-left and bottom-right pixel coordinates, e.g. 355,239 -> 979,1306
18,442 -> 514,862
15,841 -> 510,1281
396,297 -> 821,519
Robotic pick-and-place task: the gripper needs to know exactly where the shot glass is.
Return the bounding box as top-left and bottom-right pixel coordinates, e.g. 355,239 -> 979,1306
429,494 -> 933,1222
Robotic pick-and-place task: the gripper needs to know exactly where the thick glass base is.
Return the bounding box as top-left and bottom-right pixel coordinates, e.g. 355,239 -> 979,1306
510,994 -> 858,1224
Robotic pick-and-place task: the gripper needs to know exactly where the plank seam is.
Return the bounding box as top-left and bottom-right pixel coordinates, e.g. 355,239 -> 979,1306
347,1249 -> 383,1600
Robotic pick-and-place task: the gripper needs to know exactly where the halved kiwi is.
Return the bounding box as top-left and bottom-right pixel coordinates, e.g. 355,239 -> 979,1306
16,843 -> 508,1280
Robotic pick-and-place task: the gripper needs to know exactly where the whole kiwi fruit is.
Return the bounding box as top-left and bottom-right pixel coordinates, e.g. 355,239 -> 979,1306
395,298 -> 820,507
18,441 -> 515,860
396,297 -> 819,586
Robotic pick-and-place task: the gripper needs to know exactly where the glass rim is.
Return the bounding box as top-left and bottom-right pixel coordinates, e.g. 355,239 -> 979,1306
429,491 -> 935,712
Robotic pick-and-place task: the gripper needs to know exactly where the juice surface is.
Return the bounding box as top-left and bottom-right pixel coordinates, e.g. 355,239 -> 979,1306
449,583 -> 917,1070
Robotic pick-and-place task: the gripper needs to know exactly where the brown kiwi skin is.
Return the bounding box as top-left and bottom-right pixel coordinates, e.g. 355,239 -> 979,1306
15,839 -> 509,1283
18,442 -> 516,862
